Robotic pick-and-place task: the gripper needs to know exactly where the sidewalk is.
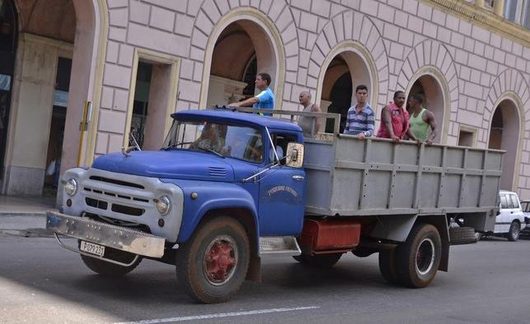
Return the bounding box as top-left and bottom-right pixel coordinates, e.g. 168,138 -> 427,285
0,195 -> 57,234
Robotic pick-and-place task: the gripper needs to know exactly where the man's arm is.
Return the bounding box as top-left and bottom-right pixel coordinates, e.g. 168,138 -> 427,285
381,106 -> 398,140
365,110 -> 375,137
231,96 -> 258,108
424,110 -> 437,144
402,110 -> 417,141
343,107 -> 352,134
406,127 -> 417,142
310,104 -> 322,133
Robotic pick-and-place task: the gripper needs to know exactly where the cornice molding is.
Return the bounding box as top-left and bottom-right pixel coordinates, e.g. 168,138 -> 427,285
424,0 -> 530,48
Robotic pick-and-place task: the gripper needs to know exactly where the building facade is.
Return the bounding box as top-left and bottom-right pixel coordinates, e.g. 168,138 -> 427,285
1,0 -> 530,198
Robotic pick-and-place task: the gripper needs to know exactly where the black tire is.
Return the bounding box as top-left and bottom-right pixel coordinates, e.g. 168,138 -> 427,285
292,253 -> 342,268
449,227 -> 477,245
396,223 -> 442,288
80,245 -> 142,277
378,249 -> 400,285
176,216 -> 250,304
506,221 -> 521,241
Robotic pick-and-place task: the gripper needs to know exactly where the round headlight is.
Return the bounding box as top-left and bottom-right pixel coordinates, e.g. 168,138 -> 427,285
64,178 -> 78,196
155,196 -> 171,216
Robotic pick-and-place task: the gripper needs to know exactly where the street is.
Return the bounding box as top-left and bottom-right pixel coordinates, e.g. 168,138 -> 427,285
1,232 -> 530,323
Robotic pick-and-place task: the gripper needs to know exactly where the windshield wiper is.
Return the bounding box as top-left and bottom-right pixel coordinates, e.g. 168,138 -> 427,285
162,141 -> 193,150
195,147 -> 225,158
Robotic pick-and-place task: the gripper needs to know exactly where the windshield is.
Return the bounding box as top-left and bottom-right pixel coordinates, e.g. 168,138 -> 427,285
163,119 -> 264,162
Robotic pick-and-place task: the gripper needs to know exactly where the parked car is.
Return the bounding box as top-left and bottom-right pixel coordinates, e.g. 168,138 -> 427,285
492,190 -> 526,241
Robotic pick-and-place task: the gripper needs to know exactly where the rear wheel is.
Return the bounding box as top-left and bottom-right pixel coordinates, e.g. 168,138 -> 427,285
396,224 -> 442,288
293,253 -> 342,268
506,221 -> 520,241
80,245 -> 142,276
176,217 -> 250,304
378,249 -> 400,284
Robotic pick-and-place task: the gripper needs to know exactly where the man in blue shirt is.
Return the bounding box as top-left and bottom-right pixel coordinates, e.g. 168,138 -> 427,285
343,84 -> 375,139
230,72 -> 275,115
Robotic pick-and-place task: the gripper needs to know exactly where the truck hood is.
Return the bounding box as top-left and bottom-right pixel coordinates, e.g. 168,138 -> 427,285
92,150 -> 235,181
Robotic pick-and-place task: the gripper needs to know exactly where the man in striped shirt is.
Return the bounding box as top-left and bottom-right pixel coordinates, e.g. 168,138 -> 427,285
343,85 -> 375,139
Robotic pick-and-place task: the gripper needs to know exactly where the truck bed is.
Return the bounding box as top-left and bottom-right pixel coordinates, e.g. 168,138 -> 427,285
304,135 -> 503,217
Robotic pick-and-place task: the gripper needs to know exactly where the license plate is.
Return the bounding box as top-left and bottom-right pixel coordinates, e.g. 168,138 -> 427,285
80,241 -> 105,257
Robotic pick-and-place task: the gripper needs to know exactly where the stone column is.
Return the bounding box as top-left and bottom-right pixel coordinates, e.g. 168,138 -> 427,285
5,35 -> 60,195
494,0 -> 505,15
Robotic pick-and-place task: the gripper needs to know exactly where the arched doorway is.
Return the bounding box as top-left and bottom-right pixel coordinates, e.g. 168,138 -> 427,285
0,0 -> 17,184
488,99 -> 520,191
408,75 -> 445,143
321,52 -> 372,133
207,20 -> 277,107
2,0 -> 100,196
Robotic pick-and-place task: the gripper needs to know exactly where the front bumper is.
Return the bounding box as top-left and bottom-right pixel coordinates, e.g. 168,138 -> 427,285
46,211 -> 166,258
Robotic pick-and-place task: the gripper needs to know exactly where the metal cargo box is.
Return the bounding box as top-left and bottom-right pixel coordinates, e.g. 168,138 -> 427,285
303,135 -> 503,217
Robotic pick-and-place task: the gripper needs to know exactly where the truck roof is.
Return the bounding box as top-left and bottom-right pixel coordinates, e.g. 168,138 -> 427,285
171,109 -> 303,132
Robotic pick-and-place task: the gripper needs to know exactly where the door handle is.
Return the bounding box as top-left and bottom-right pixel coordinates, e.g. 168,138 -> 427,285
292,175 -> 304,181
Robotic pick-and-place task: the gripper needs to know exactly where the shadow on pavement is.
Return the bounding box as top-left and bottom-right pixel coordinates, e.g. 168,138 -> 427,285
0,235 -> 414,322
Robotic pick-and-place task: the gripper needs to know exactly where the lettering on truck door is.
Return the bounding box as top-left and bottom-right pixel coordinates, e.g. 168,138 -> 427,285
258,132 -> 305,235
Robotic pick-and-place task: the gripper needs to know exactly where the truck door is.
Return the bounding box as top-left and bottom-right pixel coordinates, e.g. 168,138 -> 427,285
258,132 -> 305,236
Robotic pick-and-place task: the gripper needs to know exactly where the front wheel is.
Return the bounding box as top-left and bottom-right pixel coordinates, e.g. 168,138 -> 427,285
80,245 -> 142,277
506,221 -> 521,241
176,216 -> 250,304
396,224 -> 442,288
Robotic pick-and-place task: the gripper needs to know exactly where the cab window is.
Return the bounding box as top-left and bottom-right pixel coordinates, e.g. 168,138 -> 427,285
269,133 -> 298,165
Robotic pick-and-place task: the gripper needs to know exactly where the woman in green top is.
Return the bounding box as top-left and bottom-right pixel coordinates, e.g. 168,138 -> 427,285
408,94 -> 437,144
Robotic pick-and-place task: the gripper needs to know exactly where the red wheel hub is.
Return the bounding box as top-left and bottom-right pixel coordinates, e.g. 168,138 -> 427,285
204,239 -> 237,284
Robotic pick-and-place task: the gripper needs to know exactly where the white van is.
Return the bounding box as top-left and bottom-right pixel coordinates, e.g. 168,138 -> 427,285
494,190 -> 526,241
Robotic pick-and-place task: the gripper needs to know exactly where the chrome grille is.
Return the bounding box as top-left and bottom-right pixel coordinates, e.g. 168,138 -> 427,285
82,180 -> 149,217
89,176 -> 144,189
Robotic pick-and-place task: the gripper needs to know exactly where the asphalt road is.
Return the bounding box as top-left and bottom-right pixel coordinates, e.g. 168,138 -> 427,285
1,232 -> 530,324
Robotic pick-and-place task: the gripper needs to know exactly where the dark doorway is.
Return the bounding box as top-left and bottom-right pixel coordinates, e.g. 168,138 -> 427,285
44,57 -> 72,193
326,73 -> 352,133
0,0 -> 17,181
488,100 -> 520,190
130,61 -> 153,149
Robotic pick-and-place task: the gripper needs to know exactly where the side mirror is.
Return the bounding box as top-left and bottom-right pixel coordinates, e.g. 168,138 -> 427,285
285,143 -> 304,168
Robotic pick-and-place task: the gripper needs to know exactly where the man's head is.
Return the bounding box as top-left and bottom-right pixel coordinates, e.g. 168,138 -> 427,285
299,91 -> 312,105
355,84 -> 368,105
407,93 -> 423,110
255,72 -> 271,90
394,90 -> 406,107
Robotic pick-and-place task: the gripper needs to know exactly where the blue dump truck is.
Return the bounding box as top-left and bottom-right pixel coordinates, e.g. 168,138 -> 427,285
47,108 -> 502,303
